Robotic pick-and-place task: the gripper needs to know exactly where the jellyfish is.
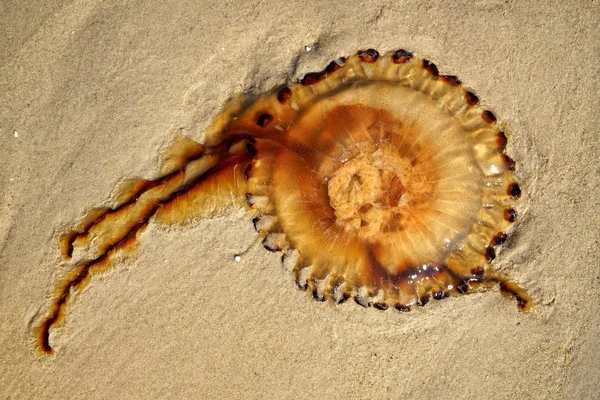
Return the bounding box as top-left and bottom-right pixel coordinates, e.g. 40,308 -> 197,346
33,49 -> 531,355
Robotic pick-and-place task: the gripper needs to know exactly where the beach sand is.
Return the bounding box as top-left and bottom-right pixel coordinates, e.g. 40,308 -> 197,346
1,1 -> 598,398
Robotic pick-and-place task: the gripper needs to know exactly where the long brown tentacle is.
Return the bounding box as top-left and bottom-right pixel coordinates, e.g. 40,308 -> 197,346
34,135 -> 257,355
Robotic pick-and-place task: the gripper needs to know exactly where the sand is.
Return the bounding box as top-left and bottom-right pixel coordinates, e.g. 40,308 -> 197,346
1,1 -> 599,398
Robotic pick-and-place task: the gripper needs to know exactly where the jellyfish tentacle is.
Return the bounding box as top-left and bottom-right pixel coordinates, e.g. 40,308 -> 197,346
34,136 -> 259,355
33,221 -> 144,355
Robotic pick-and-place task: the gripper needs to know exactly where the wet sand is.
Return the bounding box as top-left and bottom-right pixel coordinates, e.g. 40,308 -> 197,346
1,1 -> 598,398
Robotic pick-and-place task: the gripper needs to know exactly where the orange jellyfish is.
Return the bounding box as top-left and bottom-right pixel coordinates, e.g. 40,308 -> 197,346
33,49 -> 531,355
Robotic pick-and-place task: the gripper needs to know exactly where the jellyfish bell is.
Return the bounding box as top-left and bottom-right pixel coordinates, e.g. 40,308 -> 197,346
34,49 -> 531,356
225,50 -> 527,310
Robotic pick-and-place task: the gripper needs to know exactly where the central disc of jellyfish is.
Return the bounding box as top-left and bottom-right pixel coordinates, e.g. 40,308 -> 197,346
328,151 -> 407,237
271,82 -> 489,307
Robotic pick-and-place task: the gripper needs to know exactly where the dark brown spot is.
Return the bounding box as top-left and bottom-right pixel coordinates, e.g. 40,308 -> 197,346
392,49 -> 413,64
504,208 -> 518,222
246,143 -> 257,157
433,291 -> 446,300
502,154 -> 516,170
245,193 -> 253,206
417,295 -> 430,306
252,217 -> 260,232
354,295 -> 368,308
422,59 -> 439,76
441,75 -> 461,85
508,183 -> 521,199
495,280 -> 532,311
472,266 -> 485,276
300,72 -> 324,85
465,91 -> 479,105
492,232 -> 508,246
39,323 -> 53,354
482,110 -> 497,123
350,173 -> 362,185
516,296 -> 529,310
456,280 -> 469,293
395,303 -> 411,312
325,61 -> 342,74
277,87 -> 292,104
373,302 -> 388,310
262,238 -> 279,252
358,49 -> 379,63
337,292 -> 350,304
295,279 -> 308,291
312,288 -> 325,301
497,131 -> 508,150
358,203 -> 373,213
61,231 -> 79,259
256,113 -> 273,128
243,163 -> 252,180
485,245 -> 496,262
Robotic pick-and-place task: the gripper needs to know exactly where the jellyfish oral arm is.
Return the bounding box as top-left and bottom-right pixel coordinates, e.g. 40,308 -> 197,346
34,136 -> 258,355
